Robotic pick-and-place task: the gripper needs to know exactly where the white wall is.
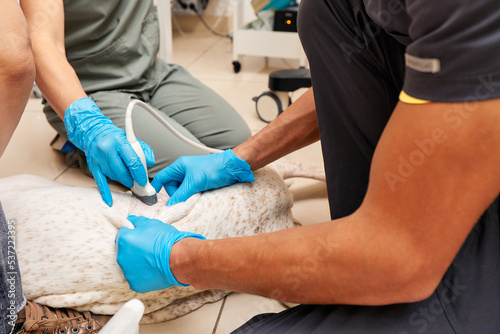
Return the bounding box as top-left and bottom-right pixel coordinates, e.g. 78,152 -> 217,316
172,0 -> 257,28
204,0 -> 234,16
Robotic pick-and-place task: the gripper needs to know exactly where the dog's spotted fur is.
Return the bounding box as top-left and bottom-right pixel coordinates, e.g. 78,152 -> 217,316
0,159 -> 324,324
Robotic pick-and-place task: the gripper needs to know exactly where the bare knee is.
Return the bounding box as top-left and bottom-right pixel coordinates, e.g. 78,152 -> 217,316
0,30 -> 35,84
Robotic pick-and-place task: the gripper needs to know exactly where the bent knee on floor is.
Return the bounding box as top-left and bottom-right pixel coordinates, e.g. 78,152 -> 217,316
208,125 -> 252,150
224,125 -> 252,148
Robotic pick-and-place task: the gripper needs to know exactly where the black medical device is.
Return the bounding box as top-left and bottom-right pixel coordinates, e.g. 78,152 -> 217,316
273,7 -> 298,32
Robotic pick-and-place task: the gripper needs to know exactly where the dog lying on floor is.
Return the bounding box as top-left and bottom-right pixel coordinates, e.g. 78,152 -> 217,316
0,159 -> 325,324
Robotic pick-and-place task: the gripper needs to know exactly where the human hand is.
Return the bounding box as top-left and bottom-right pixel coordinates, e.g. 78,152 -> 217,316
64,97 -> 155,206
116,215 -> 205,293
151,149 -> 254,206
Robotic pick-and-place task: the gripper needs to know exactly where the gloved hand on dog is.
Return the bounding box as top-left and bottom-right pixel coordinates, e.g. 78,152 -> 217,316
151,149 -> 255,206
116,215 -> 206,293
64,97 -> 155,207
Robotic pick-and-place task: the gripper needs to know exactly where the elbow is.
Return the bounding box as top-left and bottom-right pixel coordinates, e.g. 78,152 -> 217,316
5,52 -> 35,86
5,55 -> 35,86
406,262 -> 445,304
378,253 -> 444,305
398,274 -> 440,305
0,33 -> 35,86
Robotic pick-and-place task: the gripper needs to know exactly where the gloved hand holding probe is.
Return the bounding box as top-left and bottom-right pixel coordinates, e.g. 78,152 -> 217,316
64,97 -> 155,206
151,149 -> 255,206
116,215 -> 206,293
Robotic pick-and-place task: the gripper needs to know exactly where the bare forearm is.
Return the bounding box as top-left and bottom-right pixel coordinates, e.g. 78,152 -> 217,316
171,214 -> 427,306
233,87 -> 319,170
30,37 -> 86,117
0,68 -> 34,157
21,0 -> 86,119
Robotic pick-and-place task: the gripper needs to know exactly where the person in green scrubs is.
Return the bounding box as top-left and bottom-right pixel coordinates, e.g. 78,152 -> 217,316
20,0 -> 251,206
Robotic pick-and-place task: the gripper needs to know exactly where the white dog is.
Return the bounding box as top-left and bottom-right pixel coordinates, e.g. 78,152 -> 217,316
0,159 -> 324,324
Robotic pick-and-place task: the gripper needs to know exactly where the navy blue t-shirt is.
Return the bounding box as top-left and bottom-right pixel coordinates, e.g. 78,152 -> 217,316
364,0 -> 500,102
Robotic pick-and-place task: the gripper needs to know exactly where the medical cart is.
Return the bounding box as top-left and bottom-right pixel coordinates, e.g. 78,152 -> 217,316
232,1 -> 307,73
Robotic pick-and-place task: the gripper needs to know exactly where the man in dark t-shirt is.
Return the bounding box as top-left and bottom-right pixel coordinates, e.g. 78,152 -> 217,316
116,0 -> 500,333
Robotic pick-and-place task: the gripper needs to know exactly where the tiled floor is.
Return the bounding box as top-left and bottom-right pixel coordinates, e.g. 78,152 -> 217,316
0,30 -> 330,333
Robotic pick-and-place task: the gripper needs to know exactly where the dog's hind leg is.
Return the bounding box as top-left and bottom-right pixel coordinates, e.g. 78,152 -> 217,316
268,157 -> 326,181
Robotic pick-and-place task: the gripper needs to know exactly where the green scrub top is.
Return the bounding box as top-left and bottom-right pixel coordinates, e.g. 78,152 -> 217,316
63,0 -> 165,93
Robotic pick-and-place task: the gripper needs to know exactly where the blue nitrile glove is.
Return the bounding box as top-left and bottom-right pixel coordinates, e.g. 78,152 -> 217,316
151,149 -> 255,206
116,215 -> 206,293
64,97 -> 155,206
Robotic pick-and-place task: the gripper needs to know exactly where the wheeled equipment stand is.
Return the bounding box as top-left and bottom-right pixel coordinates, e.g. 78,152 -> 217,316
253,67 -> 311,123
